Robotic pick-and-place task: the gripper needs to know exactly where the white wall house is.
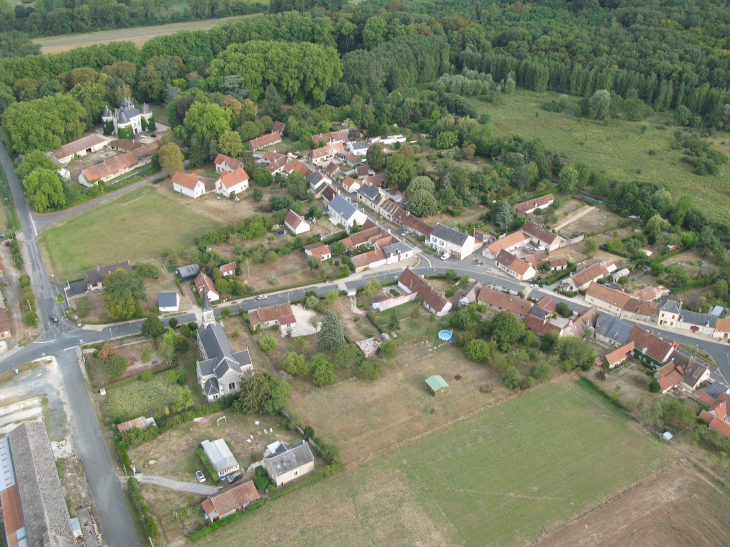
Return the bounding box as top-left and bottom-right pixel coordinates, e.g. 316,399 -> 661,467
172,171 -> 205,199
429,223 -> 476,260
328,195 -> 367,230
214,153 -> 242,174
215,168 -> 249,198
284,210 -> 310,234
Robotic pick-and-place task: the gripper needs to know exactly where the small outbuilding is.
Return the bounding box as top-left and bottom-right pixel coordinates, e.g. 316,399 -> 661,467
177,264 -> 200,281
201,439 -> 239,478
158,292 -> 180,312
426,375 -> 449,397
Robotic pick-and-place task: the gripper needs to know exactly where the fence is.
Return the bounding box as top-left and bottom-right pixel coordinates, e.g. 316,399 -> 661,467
372,291 -> 417,312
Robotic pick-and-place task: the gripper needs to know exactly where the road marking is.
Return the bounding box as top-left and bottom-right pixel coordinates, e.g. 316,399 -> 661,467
63,347 -> 78,352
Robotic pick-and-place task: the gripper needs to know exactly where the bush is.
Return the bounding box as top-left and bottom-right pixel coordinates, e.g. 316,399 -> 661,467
128,478 -> 160,541
168,318 -> 178,329
379,339 -> 397,358
258,334 -> 278,353
253,476 -> 269,490
358,360 -> 381,380
140,371 -> 153,382
106,354 -> 127,378
221,307 -> 231,319
501,367 -> 521,389
445,287 -> 456,297
649,379 -> 660,393
24,310 -> 38,326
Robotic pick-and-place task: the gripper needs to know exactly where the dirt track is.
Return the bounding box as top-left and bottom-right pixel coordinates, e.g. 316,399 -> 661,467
533,464 -> 730,547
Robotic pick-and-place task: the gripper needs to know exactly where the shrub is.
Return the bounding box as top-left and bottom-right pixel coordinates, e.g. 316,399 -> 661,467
258,334 -> 278,353
379,339 -> 397,358
501,367 -> 521,389
128,478 -> 160,541
221,307 -> 231,319
445,287 -> 456,297
168,318 -> 178,329
649,379 -> 660,393
24,310 -> 38,326
140,371 -> 153,382
358,360 -> 381,380
106,354 -> 127,378
253,476 -> 269,490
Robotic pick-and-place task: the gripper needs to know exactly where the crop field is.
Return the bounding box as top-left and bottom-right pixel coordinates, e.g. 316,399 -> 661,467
201,380 -> 673,547
473,90 -> 730,224
39,185 -> 222,282
32,16 -> 244,54
101,375 -> 183,422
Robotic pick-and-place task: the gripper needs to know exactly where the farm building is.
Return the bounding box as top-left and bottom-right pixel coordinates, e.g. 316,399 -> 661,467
214,153 -> 242,174
263,441 -> 315,487
53,133 -> 107,163
201,439 -> 240,477
158,292 -> 180,312
202,480 -> 259,522
426,375 -> 449,396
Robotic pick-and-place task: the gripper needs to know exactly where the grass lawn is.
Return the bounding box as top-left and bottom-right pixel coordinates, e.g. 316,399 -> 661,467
40,185 -> 222,282
101,375 -> 183,422
199,380 -> 673,547
474,89 -> 730,224
369,301 -> 440,343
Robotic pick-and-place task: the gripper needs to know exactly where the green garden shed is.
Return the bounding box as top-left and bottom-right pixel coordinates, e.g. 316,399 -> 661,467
426,375 -> 449,397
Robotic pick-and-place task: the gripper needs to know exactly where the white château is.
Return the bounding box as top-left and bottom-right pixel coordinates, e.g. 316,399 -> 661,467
102,97 -> 155,139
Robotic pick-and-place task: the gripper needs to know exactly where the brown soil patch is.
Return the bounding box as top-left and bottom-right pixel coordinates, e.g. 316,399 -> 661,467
533,464 -> 730,547
562,207 -> 624,237
140,485 -> 206,544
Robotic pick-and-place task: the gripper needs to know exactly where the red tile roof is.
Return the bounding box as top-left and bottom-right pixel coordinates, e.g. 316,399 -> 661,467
604,342 -> 634,367
218,168 -> 249,189
658,370 -> 683,391
477,287 -> 533,316
81,151 -> 138,181
710,401 -> 727,419
194,272 -> 219,299
220,262 -> 236,276
537,296 -> 557,313
214,153 -> 242,170
566,263 -> 609,290
364,174 -> 386,187
514,194 -> 554,214
309,245 -> 331,259
717,317 -> 730,334
249,303 -> 295,326
342,176 -> 360,191
486,231 -> 528,256
524,251 -> 548,267
524,313 -> 562,335
398,267 -> 450,313
496,249 -> 532,276
249,132 -> 281,150
204,480 -> 260,517
709,418 -> 730,437
351,248 -> 386,270
628,325 -> 673,363
172,171 -> 202,191
549,257 -> 568,268
699,393 -> 717,406
0,485 -> 24,540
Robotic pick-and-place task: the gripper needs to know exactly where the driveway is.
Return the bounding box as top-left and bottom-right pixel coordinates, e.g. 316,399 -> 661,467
285,304 -> 317,337
120,474 -> 218,495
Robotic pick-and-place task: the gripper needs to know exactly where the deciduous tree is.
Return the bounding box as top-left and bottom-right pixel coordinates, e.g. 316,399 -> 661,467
158,142 -> 183,176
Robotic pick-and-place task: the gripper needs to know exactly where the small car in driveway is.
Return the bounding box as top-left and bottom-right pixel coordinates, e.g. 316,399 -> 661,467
228,471 -> 243,484
195,471 -> 206,482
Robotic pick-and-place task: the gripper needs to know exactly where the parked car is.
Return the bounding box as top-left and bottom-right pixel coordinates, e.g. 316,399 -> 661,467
227,471 -> 243,484
440,254 -> 449,260
151,134 -> 157,138
531,284 -> 539,289
50,314 -> 58,322
195,471 -> 206,483
256,294 -> 268,300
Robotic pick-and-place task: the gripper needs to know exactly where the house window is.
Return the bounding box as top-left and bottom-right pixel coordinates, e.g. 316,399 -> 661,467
229,382 -> 236,390
293,470 -> 299,476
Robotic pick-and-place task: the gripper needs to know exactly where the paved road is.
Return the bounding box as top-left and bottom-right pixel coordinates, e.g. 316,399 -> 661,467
121,474 -> 219,495
32,170 -> 168,234
59,350 -> 140,547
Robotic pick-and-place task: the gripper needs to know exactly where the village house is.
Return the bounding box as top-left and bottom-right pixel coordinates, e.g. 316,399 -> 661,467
549,257 -> 568,271
495,249 -> 536,281
349,141 -> 370,156
655,352 -> 710,394
177,264 -> 200,281
560,262 -> 610,293
482,231 -> 529,259
202,480 -> 259,522
341,226 -> 389,251
536,295 -> 558,313
194,272 -> 220,302
172,171 -> 206,199
363,173 -> 386,187
308,145 -> 335,165
263,441 -> 315,487
158,292 -> 180,313
248,302 -> 296,331
324,162 -> 340,178
307,171 -> 331,193
356,164 -> 372,177
627,325 -> 675,365
53,133 -> 107,164
197,297 -> 252,402
282,158 -> 313,178
272,121 -> 286,134
429,223 -> 476,260
284,210 -> 310,234
630,285 -> 670,301
312,129 -> 349,145
201,438 -> 240,477
320,184 -> 339,204
699,393 -> 730,437
248,132 -> 282,151
594,313 -> 633,347
525,306 -> 566,336
345,154 -> 361,167
351,248 -> 387,272
601,342 -> 635,369
520,220 -> 561,251
398,267 -> 452,316
304,243 -> 331,261
514,194 -> 554,216
215,168 -> 249,198
266,154 -> 290,175
383,241 -> 414,264
585,282 -> 659,322
358,183 -> 387,211
524,251 -> 548,268
714,317 -> 730,340
220,262 -> 236,277
327,195 -> 367,229
214,153 -> 243,174
477,287 -> 534,319
84,261 -> 132,291
370,135 -> 406,146
342,176 -> 361,193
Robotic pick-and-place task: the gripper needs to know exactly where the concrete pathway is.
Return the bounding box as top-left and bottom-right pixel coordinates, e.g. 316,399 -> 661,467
121,473 -> 219,495
554,206 -> 596,231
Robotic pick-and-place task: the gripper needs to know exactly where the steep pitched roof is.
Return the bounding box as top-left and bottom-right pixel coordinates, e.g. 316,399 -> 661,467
431,223 -> 471,246
172,171 -> 202,190
308,244 -> 331,259
660,300 -> 681,314
586,282 -> 632,308
249,303 -> 294,326
218,168 -> 249,189
477,287 -> 534,316
341,226 -> 389,249
514,193 -> 554,214
567,263 -> 609,288
549,257 -> 568,268
84,261 -> 132,286
328,195 -> 359,221
351,248 -> 386,269
398,267 -> 450,313
521,220 -> 559,245
342,176 -> 360,191
496,249 -> 531,276
595,313 -> 633,344
486,231 -> 528,256
524,251 -> 548,267
525,311 -> 563,335
717,317 -> 730,333
284,209 -> 306,230
627,325 -> 673,363
249,132 -> 281,150
264,441 -> 314,479
604,342 -> 634,367
220,262 -> 236,276
363,173 -> 386,187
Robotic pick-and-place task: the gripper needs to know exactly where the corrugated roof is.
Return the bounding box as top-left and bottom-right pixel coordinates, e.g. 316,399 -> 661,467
202,439 -> 238,475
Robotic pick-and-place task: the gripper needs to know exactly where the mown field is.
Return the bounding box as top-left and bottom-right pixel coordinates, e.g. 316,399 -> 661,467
474,90 -> 730,224
199,380 -> 673,547
39,185 -> 222,282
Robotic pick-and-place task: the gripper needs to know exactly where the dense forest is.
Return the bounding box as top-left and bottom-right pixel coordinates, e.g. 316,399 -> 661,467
2,3 -> 730,255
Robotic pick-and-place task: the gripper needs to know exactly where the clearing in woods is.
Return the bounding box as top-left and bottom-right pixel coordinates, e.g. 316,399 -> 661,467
472,90 -> 730,224
39,185 -> 222,282
196,381 -> 675,547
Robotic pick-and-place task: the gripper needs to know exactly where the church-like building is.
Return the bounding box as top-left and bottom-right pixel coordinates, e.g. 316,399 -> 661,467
196,293 -> 253,402
102,97 -> 155,139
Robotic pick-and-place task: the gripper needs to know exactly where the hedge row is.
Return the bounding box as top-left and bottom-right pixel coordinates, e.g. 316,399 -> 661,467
541,262 -> 576,286
190,500 -> 266,542
270,473 -> 323,500
670,277 -> 710,294
128,478 -> 160,541
599,244 -> 630,258
321,231 -> 348,245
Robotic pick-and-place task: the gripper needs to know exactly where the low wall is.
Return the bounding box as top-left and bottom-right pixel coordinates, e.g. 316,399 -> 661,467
372,291 -> 417,312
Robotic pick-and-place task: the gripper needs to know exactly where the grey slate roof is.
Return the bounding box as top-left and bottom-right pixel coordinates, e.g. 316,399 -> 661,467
199,322 -> 235,364
707,382 -> 729,398
264,441 -> 314,480
141,103 -> 151,114
158,292 -> 178,308
102,105 -> 111,117
117,110 -> 130,124
595,313 -> 633,345
529,306 -> 550,319
85,261 -> 132,286
383,241 -> 412,257
328,195 -> 359,221
8,422 -> 76,547
358,183 -> 383,204
204,377 -> 219,396
431,223 -> 470,246
308,171 -> 326,185
351,141 -> 369,151
177,264 -> 200,279
660,300 -> 681,314
678,310 -> 717,328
